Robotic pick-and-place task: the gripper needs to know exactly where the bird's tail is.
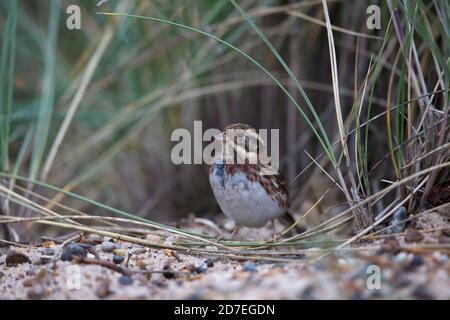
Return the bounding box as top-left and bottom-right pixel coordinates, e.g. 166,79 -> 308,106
278,211 -> 305,237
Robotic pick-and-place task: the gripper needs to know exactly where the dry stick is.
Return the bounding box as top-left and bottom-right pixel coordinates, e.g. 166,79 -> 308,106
291,89 -> 449,185
369,117 -> 450,175
0,238 -> 30,248
321,0 -> 361,220
10,182 -> 119,228
363,202 -> 450,240
303,162 -> 450,258
0,183 -> 84,228
327,176 -> 429,257
33,221 -> 309,263
402,142 -> 450,170
0,185 -> 233,251
285,9 -> 383,40
280,189 -> 331,237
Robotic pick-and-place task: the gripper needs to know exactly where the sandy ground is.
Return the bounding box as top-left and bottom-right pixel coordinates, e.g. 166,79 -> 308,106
0,217 -> 449,299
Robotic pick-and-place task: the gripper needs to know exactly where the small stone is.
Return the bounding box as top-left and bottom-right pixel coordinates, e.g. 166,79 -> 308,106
27,287 -> 45,300
412,285 -> 434,299
205,259 -> 215,268
404,228 -> 424,243
298,285 -> 316,299
432,251 -> 449,262
242,261 -> 257,272
113,249 -> 127,257
112,255 -> 124,264
389,207 -> 407,233
26,266 -> 39,276
136,260 -> 147,269
224,220 -> 236,231
195,262 -> 208,273
380,236 -> 400,254
145,234 -> 162,243
118,275 -> 133,286
61,243 -> 87,261
41,241 -> 56,248
407,255 -> 424,269
101,241 -> 119,253
38,255 -> 52,264
95,279 -> 112,298
163,264 -> 176,279
183,264 -> 196,273
23,278 -> 35,287
395,252 -> 409,262
442,229 -> 450,237
39,248 -> 55,256
5,250 -> 30,266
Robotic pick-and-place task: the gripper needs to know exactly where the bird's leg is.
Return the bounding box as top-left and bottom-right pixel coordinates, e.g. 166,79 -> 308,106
230,225 -> 240,238
271,219 -> 278,243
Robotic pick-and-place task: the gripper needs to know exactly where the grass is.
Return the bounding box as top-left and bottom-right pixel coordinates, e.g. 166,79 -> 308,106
0,0 -> 449,260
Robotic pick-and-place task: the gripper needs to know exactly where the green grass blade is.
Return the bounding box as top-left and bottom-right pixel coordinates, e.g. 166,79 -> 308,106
29,1 -> 60,180
97,11 -> 336,165
229,0 -> 335,164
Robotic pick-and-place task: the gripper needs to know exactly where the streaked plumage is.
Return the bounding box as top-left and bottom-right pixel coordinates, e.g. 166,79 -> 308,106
209,123 -> 290,228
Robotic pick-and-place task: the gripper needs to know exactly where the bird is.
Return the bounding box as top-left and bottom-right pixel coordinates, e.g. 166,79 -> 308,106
209,123 -> 299,239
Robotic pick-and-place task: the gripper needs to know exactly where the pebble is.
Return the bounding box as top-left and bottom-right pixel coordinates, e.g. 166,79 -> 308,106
95,279 -> 112,298
41,241 -> 56,248
113,255 -> 125,264
432,251 -> 449,262
163,264 -> 176,279
27,287 -> 45,300
101,241 -> 119,253
183,264 -> 196,273
395,252 -> 409,263
380,237 -> 400,254
242,261 -> 257,272
61,243 -> 87,261
412,285 -> 435,299
224,220 -> 236,231
113,249 -> 127,257
145,234 -> 162,243
389,207 -> 407,233
163,270 -> 176,279
39,248 -> 55,256
205,259 -> 215,268
26,266 -> 39,276
5,250 -> 30,266
39,255 -> 53,264
195,262 -> 208,273
118,275 -> 133,286
404,228 -> 424,243
136,260 -> 147,269
407,255 -> 424,269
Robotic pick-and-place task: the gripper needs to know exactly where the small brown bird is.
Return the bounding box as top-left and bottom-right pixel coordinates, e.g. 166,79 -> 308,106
209,123 -> 298,238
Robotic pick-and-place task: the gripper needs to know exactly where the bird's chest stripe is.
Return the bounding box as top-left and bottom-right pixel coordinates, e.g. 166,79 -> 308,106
213,163 -> 225,187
